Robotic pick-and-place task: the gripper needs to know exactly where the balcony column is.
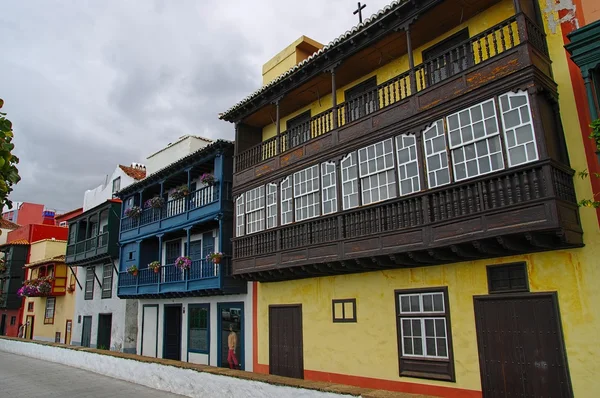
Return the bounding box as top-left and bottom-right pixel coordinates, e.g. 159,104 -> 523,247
583,70 -> 599,120
186,168 -> 192,213
405,23 -> 417,94
331,67 -> 338,129
275,98 -> 281,154
512,0 -> 521,13
213,151 -> 224,202
85,216 -> 90,239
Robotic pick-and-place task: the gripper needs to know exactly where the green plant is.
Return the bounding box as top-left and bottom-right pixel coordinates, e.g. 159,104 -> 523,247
127,264 -> 138,275
577,169 -> 600,208
148,261 -> 161,272
589,119 -> 600,151
0,99 -> 21,210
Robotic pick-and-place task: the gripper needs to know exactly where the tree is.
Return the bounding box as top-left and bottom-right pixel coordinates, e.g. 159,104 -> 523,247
0,98 -> 21,210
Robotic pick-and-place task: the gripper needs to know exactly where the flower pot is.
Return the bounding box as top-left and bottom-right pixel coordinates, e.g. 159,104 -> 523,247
213,257 -> 222,264
153,267 -> 160,273
132,270 -> 138,276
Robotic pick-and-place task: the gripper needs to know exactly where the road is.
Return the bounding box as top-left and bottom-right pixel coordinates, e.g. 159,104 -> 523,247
0,350 -> 183,397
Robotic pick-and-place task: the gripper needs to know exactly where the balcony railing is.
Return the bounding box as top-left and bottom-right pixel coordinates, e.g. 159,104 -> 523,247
233,160 -> 576,260
117,258 -> 228,295
235,13 -> 549,173
67,232 -> 109,256
121,183 -> 230,232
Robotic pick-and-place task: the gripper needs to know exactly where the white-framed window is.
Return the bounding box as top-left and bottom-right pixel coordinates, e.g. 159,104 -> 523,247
280,176 -> 293,225
447,99 -> 504,181
341,153 -> 359,210
245,186 -> 265,234
423,120 -> 451,188
266,183 -> 278,229
293,165 -> 320,222
395,134 -> 421,196
44,297 -> 56,325
358,138 -> 397,205
397,290 -> 450,359
499,90 -> 538,167
235,194 -> 245,237
321,162 -> 337,215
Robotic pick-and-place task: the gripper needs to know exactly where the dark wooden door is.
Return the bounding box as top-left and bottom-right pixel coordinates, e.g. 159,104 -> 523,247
163,305 -> 182,360
0,314 -> 5,335
474,293 -> 573,398
81,316 -> 92,347
269,305 -> 304,379
97,314 -> 112,350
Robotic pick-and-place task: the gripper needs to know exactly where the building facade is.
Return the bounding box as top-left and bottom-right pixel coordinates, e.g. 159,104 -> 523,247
67,163 -> 145,352
0,240 -> 28,337
2,202 -> 45,225
222,0 -> 598,396
116,137 -> 252,370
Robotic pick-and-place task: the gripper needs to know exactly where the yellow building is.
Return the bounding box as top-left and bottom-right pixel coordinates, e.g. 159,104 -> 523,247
222,0 -> 600,397
22,239 -> 76,344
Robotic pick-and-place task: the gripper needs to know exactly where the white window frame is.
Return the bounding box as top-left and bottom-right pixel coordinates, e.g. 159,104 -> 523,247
293,165 -> 321,222
235,194 -> 245,237
423,120 -> 451,189
446,98 -> 505,181
266,183 -> 278,229
357,138 -> 397,206
280,176 -> 293,225
341,153 -> 359,210
321,162 -> 337,215
499,90 -> 539,167
44,297 -> 56,324
245,186 -> 265,235
395,134 -> 421,196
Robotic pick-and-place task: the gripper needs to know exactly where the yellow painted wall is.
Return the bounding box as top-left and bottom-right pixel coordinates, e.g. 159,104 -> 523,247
28,240 -> 68,262
262,0 -> 517,142
262,36 -> 324,85
255,0 -> 600,396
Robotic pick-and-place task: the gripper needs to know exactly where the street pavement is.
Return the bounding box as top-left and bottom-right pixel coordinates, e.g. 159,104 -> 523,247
0,350 -> 183,397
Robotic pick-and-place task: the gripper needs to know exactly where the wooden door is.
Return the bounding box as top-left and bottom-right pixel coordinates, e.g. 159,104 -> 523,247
64,320 -> 72,345
269,305 -> 304,379
81,316 -> 92,347
474,293 -> 573,398
0,314 -> 5,335
97,314 -> 112,350
25,315 -> 34,339
163,305 -> 182,360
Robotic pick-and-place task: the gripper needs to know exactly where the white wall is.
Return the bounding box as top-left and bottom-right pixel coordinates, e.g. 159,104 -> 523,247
83,166 -> 137,211
0,338 -> 350,398
71,259 -> 137,352
145,136 -> 212,176
136,283 -> 253,371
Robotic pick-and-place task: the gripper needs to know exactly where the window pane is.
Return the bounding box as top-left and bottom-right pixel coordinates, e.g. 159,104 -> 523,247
499,90 -> 538,167
413,338 -> 423,355
403,338 -> 413,355
426,337 -> 436,356
189,306 -> 209,352
437,338 -> 448,357
424,120 -> 451,188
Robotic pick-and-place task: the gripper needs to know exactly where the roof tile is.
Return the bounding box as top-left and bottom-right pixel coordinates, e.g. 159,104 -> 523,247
119,165 -> 147,180
0,218 -> 20,230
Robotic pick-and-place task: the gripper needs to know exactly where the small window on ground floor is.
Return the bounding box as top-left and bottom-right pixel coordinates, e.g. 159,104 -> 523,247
395,287 -> 455,381
27,302 -> 34,312
487,262 -> 529,293
44,297 -> 56,325
10,316 -> 16,325
188,304 -> 209,353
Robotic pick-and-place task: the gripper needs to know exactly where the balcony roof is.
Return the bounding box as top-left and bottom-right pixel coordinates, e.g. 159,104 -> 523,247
219,0 -> 413,122
25,254 -> 65,268
117,139 -> 234,196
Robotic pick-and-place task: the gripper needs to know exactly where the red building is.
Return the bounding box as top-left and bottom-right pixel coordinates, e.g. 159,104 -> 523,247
2,202 -> 45,225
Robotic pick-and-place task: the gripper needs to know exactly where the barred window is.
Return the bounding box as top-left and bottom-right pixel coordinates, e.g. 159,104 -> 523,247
245,186 -> 265,234
321,162 -> 337,215
293,165 -> 320,222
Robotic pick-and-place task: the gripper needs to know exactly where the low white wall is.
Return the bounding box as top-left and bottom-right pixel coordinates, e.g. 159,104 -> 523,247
0,339 -> 352,398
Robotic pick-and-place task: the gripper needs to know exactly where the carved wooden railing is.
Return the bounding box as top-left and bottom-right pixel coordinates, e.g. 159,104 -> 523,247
234,13 -> 550,174
233,161 -> 575,259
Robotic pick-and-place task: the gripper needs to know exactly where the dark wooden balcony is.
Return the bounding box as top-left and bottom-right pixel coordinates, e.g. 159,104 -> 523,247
232,13 -> 553,192
232,160 -> 583,281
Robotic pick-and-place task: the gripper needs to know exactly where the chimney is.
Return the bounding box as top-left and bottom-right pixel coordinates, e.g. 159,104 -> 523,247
130,162 -> 146,170
42,210 -> 55,225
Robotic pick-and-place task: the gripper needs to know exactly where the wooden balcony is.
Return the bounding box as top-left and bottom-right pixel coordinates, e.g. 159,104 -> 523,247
232,13 -> 553,192
232,160 -> 583,281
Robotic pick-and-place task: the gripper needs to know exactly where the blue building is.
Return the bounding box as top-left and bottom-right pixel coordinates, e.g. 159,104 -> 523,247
116,137 -> 251,370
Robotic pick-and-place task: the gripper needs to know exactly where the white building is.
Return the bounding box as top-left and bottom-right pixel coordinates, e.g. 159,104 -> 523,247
67,163 -> 145,352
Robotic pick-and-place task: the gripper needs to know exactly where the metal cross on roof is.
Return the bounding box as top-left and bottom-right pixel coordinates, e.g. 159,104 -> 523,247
353,2 -> 367,24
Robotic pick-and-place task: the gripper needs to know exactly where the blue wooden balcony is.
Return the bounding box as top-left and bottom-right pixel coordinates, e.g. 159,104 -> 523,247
119,183 -> 231,242
117,257 -> 242,298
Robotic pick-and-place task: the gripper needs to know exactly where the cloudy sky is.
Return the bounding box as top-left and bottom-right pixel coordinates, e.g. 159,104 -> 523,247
1,0 -> 392,212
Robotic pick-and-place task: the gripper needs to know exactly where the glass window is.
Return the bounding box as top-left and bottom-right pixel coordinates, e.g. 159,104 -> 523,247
245,186 -> 265,234
84,266 -> 95,300
101,264 -> 113,299
358,138 -> 397,205
266,184 -> 278,229
235,194 -> 245,237
499,90 -> 539,167
112,177 -> 121,194
321,162 -> 337,215
188,304 -> 209,353
44,297 -> 56,324
293,165 -> 320,222
280,176 -> 293,225
341,153 -> 359,210
395,134 -> 421,196
423,120 -> 451,188
447,99 -> 504,181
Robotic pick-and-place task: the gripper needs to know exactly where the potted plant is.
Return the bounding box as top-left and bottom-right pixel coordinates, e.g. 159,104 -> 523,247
66,285 -> 75,294
37,280 -> 52,296
127,264 -> 138,276
199,173 -> 217,186
125,205 -> 142,219
206,251 -> 224,264
170,184 -> 190,199
175,256 -> 192,270
148,261 -> 161,273
590,118 -> 600,164
0,260 -> 6,273
144,196 -> 165,209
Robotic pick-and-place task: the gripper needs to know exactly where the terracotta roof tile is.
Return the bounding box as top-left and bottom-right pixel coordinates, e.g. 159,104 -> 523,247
119,165 -> 146,180
25,254 -> 65,268
0,239 -> 29,248
0,219 -> 20,230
